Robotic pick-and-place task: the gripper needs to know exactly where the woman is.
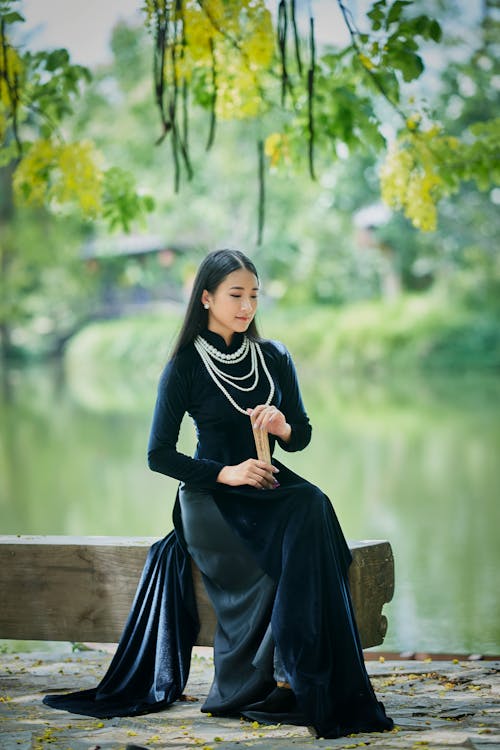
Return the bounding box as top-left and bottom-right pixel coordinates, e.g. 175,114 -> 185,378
44,249 -> 393,739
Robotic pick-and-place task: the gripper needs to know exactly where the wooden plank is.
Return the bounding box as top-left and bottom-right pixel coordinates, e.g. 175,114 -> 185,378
0,536 -> 153,643
349,540 -> 395,649
0,535 -> 394,648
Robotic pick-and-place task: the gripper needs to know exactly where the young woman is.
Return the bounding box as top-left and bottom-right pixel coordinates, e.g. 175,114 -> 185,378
44,249 -> 393,739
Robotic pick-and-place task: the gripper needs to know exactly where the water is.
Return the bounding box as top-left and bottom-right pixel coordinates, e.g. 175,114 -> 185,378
1,362 -> 499,655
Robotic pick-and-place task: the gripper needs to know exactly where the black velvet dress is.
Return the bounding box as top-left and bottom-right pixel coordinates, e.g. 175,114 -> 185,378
43,331 -> 393,739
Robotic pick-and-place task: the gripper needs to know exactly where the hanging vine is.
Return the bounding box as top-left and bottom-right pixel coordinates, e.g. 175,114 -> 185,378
205,36 -> 217,151
4,1 -> 497,238
257,138 -> 265,245
307,13 -> 316,181
0,16 -> 21,153
142,0 -> 447,240
144,0 -> 274,195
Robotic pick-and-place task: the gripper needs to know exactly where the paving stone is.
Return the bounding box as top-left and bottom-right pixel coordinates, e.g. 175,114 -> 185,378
0,649 -> 498,749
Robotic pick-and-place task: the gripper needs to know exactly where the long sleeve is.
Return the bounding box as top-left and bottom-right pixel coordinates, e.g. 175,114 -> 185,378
147,356 -> 225,488
274,344 -> 312,453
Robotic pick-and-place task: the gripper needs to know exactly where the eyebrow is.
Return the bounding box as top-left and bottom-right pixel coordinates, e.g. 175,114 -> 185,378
229,285 -> 259,290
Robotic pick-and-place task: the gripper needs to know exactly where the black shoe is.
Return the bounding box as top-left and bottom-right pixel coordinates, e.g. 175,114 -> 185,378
242,686 -> 307,726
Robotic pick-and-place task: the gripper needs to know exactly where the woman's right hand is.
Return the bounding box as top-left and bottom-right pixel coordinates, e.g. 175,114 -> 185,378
217,459 -> 279,489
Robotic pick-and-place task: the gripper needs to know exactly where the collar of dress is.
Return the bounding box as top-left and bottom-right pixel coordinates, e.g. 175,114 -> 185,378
200,329 -> 245,355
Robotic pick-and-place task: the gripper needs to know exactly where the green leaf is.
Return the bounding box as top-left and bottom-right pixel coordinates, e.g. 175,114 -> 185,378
429,19 -> 442,42
387,1 -> 412,27
370,69 -> 401,103
143,195 -> 156,212
0,140 -> 18,167
412,15 -> 430,35
45,48 -> 70,72
367,0 -> 386,30
1,11 -> 25,24
101,167 -> 155,233
387,49 -> 424,82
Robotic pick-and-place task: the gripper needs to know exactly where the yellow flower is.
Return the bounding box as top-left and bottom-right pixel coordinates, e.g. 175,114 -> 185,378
264,132 -> 291,168
358,53 -> 375,70
406,113 -> 422,130
0,45 -> 24,108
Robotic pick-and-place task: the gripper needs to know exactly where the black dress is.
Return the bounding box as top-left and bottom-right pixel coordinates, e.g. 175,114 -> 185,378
43,330 -> 393,739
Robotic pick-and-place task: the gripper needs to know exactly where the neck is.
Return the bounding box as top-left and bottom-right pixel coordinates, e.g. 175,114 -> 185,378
207,325 -> 233,347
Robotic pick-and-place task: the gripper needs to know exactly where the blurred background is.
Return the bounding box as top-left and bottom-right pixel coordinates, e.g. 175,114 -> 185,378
0,0 -> 499,657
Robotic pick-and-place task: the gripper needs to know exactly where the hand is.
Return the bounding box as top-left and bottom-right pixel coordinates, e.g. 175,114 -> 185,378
217,459 -> 279,489
248,405 -> 292,443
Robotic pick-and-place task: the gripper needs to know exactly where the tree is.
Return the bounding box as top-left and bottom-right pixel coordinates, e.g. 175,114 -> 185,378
366,0 -> 499,302
0,1 -> 154,230
0,3 -> 157,364
1,0 -> 498,240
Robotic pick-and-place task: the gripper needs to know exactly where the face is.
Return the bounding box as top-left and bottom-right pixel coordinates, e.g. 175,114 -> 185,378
202,268 -> 259,343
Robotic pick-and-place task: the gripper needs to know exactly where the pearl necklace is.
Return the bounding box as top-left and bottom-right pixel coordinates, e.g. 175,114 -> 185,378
194,335 -> 275,415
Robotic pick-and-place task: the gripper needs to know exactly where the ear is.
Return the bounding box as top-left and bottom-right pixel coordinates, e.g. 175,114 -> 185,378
201,290 -> 210,306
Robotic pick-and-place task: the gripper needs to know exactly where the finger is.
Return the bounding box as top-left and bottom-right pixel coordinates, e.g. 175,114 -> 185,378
259,474 -> 278,489
253,408 -> 273,430
252,459 -> 270,469
253,460 -> 279,474
252,470 -> 274,485
259,475 -> 279,489
262,409 -> 281,429
247,405 -> 265,418
249,465 -> 274,482
249,404 -> 265,420
251,405 -> 272,429
254,476 -> 275,489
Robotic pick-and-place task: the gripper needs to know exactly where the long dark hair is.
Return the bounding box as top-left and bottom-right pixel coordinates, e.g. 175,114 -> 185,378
170,249 -> 261,358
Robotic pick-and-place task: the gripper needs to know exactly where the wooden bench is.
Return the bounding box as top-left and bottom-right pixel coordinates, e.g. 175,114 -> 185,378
0,535 -> 394,649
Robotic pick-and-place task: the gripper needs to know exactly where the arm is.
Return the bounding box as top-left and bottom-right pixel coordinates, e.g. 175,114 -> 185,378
251,343 -> 312,453
275,345 -> 312,452
147,357 -> 224,488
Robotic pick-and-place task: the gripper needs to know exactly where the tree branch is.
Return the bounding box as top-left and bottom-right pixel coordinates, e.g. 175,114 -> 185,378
336,0 -> 407,122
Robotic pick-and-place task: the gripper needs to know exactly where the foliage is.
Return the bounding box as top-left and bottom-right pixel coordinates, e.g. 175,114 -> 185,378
12,139 -> 103,215
0,204 -> 96,358
2,0 -> 499,235
139,0 -> 499,236
65,310 -> 182,381
378,0 -> 500,231
55,13 -> 500,309
380,119 -> 500,232
0,2 -> 154,230
65,292 -> 500,376
2,2 -> 499,360
0,0 -> 496,238
371,8 -> 500,300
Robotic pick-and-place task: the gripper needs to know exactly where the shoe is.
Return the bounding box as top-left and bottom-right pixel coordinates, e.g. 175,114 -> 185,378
241,686 -> 307,726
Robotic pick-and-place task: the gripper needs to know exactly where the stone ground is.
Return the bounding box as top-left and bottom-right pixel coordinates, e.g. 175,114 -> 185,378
0,646 -> 498,750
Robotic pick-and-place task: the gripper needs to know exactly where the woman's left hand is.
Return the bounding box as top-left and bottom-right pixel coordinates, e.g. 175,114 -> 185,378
247,405 -> 291,443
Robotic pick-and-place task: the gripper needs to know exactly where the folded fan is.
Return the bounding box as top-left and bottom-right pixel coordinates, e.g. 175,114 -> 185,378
252,419 -> 271,463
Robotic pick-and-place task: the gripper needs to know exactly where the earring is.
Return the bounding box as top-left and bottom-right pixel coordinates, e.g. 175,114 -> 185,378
204,303 -> 209,310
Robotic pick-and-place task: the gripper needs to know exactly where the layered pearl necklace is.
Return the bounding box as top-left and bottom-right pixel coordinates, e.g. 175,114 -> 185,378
194,334 -> 275,415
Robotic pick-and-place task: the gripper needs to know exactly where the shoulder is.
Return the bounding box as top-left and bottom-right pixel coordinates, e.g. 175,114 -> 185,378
259,338 -> 293,366
160,343 -> 198,386
260,338 -> 287,354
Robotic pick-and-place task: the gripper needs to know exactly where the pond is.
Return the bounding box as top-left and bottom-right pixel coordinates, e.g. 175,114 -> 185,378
1,360 -> 499,655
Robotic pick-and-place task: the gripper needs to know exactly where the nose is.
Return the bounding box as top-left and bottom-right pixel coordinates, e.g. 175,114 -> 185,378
241,298 -> 252,311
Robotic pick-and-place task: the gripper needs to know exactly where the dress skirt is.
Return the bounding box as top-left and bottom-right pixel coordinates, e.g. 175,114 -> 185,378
43,463 -> 393,737
179,484 -> 284,713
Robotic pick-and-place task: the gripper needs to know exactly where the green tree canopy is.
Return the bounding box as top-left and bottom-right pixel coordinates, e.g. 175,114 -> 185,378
1,0 -> 498,237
